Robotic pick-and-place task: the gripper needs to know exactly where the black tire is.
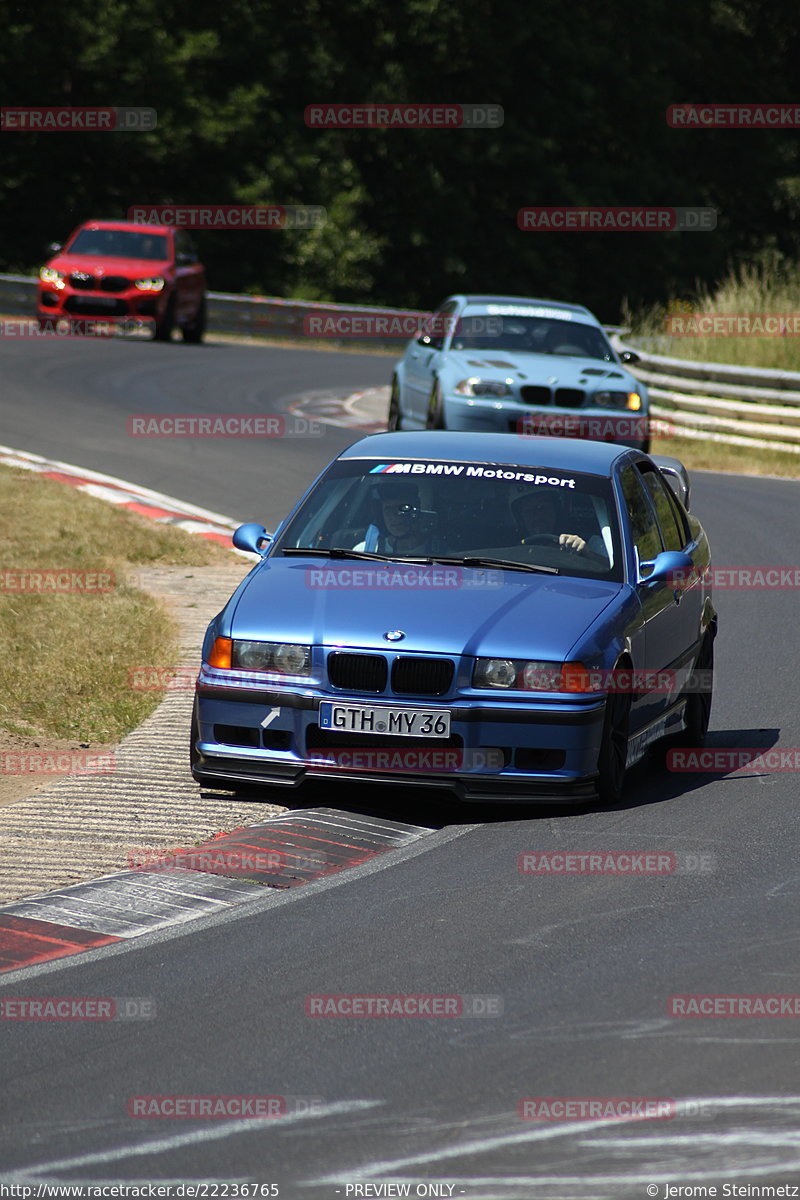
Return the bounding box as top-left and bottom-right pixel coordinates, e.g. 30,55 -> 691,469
153,294 -> 176,342
683,629 -> 714,746
425,381 -> 446,430
387,378 -> 402,430
181,296 -> 206,344
596,683 -> 631,805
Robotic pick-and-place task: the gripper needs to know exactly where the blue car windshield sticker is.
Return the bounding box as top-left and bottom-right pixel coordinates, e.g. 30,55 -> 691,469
370,462 -> 576,487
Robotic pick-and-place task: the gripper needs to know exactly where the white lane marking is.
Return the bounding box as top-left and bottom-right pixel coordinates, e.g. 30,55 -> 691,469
16,1100 -> 380,1179
311,1096 -> 800,1184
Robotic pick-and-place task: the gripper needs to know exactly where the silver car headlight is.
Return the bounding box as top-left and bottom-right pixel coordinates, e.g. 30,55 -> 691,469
473,658 -> 593,692
590,390 -> 642,411
232,640 -> 312,675
454,378 -> 514,398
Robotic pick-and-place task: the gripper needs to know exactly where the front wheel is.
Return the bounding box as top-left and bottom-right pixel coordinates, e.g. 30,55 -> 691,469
181,296 -> 206,344
153,294 -> 176,342
425,381 -> 446,430
596,686 -> 631,805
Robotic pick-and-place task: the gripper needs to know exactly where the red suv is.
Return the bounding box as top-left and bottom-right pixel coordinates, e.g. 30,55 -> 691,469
37,219 -> 207,342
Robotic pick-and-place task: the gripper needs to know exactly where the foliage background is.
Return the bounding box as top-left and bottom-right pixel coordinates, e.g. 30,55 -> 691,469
3,0 -> 800,321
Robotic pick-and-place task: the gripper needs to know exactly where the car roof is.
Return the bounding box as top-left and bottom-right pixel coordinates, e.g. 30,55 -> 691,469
71,220 -> 175,236
338,430 -> 630,476
446,294 -> 599,324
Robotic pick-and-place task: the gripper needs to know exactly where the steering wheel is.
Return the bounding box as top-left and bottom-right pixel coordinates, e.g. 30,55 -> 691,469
521,533 -> 561,547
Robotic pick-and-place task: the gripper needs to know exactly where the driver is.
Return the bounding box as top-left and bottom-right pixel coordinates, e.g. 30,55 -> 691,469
356,479 -> 428,555
512,489 -> 605,557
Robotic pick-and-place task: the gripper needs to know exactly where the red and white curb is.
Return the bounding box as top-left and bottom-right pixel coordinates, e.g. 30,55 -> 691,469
0,443 -> 242,549
0,810 -> 431,974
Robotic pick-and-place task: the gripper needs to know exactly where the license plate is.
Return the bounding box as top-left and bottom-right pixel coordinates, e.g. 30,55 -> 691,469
319,701 -> 451,739
83,296 -> 118,307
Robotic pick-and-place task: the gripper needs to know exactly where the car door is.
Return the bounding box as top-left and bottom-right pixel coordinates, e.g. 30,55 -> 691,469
621,462 -> 701,724
402,300 -> 458,423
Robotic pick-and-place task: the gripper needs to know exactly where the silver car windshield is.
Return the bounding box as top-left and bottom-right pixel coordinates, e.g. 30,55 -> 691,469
451,311 -> 614,360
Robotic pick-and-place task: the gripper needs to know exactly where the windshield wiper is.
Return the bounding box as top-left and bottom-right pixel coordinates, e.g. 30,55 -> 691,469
424,555 -> 558,575
280,548 -> 557,574
280,546 -> 395,561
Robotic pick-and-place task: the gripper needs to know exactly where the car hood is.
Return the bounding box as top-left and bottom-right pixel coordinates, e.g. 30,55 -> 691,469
48,253 -> 170,275
227,557 -> 622,661
441,349 -> 636,390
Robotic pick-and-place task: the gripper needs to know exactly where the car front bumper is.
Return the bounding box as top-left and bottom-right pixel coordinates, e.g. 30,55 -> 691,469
193,676 -> 608,803
441,395 -> 650,450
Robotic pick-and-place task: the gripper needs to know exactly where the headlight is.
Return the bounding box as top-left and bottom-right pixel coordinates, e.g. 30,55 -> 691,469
231,640 -> 311,675
39,266 -> 65,289
454,378 -> 513,398
135,277 -> 166,292
591,390 -> 642,411
473,658 -> 594,692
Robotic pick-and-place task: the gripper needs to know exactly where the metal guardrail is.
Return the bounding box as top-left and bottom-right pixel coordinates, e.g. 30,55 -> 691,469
0,273 -> 433,351
4,270 -> 799,454
612,335 -> 800,455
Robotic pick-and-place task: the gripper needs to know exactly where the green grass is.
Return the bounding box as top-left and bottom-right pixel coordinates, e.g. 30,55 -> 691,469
0,466 -> 233,741
652,433 -> 800,480
626,254 -> 800,372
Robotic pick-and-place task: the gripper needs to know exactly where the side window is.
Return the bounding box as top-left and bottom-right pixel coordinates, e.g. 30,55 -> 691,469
638,467 -> 686,552
174,231 -> 197,262
620,465 -> 662,566
419,301 -> 458,352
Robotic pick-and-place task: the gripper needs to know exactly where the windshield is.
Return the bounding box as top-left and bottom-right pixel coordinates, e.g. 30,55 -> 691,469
273,459 -> 623,582
66,229 -> 169,261
450,308 -> 614,360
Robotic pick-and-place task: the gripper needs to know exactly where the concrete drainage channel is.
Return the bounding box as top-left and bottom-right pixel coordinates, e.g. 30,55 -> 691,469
0,401 -> 437,976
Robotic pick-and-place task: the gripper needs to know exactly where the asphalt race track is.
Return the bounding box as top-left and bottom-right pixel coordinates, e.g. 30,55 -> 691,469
2,336 -> 800,1197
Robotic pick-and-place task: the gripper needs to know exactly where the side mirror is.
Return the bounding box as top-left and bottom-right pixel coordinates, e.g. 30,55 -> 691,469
232,523 -> 272,555
639,550 -> 694,589
47,242 -> 63,256
619,349 -> 641,365
175,251 -> 196,266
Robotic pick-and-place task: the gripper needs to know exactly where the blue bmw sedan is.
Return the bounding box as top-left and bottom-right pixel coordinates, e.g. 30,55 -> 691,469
389,294 -> 650,451
191,432 -> 715,805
